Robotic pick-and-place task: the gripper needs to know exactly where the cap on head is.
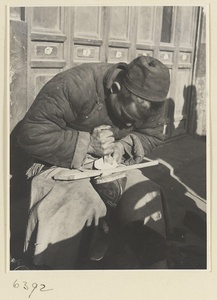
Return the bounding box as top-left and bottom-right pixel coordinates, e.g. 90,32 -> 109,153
123,56 -> 170,102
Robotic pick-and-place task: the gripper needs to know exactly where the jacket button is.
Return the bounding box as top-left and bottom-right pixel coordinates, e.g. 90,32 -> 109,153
85,116 -> 89,119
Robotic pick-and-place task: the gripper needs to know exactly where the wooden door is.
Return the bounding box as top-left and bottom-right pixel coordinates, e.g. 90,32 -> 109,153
26,7 -> 70,107
160,6 -> 198,138
26,6 -> 199,139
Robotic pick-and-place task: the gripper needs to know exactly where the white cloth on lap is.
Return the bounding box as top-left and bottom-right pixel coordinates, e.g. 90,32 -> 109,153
24,167 -> 170,269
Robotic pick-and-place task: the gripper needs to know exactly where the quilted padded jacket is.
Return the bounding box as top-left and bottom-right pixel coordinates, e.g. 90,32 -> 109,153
18,62 -> 166,169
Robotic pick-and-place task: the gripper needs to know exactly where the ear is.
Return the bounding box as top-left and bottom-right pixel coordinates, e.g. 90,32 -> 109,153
110,81 -> 121,94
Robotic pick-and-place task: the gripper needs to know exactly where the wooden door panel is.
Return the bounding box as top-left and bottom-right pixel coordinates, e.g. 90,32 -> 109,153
136,50 -> 154,57
27,7 -> 68,106
108,47 -> 129,63
161,6 -> 197,138
35,73 -> 57,95
109,7 -> 130,42
107,7 -> 132,63
30,42 -> 63,60
178,51 -> 192,65
179,6 -> 196,47
73,45 -> 100,62
32,7 -> 61,32
137,7 -> 156,44
172,68 -> 191,136
72,7 -> 103,64
175,70 -> 190,115
161,6 -> 173,43
74,7 -> 102,39
159,50 -> 174,65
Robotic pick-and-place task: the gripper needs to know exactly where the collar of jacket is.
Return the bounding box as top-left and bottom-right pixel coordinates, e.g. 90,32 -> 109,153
103,62 -> 128,91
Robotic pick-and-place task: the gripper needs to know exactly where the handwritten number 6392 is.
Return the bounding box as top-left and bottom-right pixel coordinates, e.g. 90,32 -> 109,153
13,279 -> 53,298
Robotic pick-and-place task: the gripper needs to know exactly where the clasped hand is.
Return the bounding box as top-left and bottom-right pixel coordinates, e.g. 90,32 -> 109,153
88,125 -> 144,166
88,125 -> 115,157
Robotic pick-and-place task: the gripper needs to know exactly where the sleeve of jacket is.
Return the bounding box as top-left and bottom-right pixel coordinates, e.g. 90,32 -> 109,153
18,80 -> 91,169
132,106 -> 166,156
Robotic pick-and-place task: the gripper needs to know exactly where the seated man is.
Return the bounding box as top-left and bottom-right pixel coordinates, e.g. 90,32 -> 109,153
17,56 -> 170,269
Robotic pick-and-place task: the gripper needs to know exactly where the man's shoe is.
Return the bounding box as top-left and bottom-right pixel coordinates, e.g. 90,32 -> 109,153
89,220 -> 110,261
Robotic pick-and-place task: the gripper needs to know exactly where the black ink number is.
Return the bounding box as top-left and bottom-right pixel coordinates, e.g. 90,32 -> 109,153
28,283 -> 38,298
13,280 -> 19,288
40,284 -> 53,292
13,279 -> 53,298
23,281 -> 29,290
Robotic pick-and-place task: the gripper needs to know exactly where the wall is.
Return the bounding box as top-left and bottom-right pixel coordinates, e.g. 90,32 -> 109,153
196,9 -> 206,136
189,8 -> 206,136
10,8 -> 27,132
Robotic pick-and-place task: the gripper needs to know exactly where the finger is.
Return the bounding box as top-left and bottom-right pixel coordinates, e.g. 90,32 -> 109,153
99,130 -> 114,139
112,153 -> 122,163
86,214 -> 94,227
94,212 -> 100,227
102,139 -> 115,150
112,148 -> 122,162
102,147 -> 115,156
130,135 -> 144,157
124,158 -> 135,166
134,156 -> 143,164
100,136 -> 115,145
94,125 -> 111,132
104,154 -> 118,165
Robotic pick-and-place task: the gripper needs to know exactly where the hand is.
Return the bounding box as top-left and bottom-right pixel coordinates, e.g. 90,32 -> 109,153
88,125 -> 115,157
112,142 -> 125,164
119,134 -> 145,165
